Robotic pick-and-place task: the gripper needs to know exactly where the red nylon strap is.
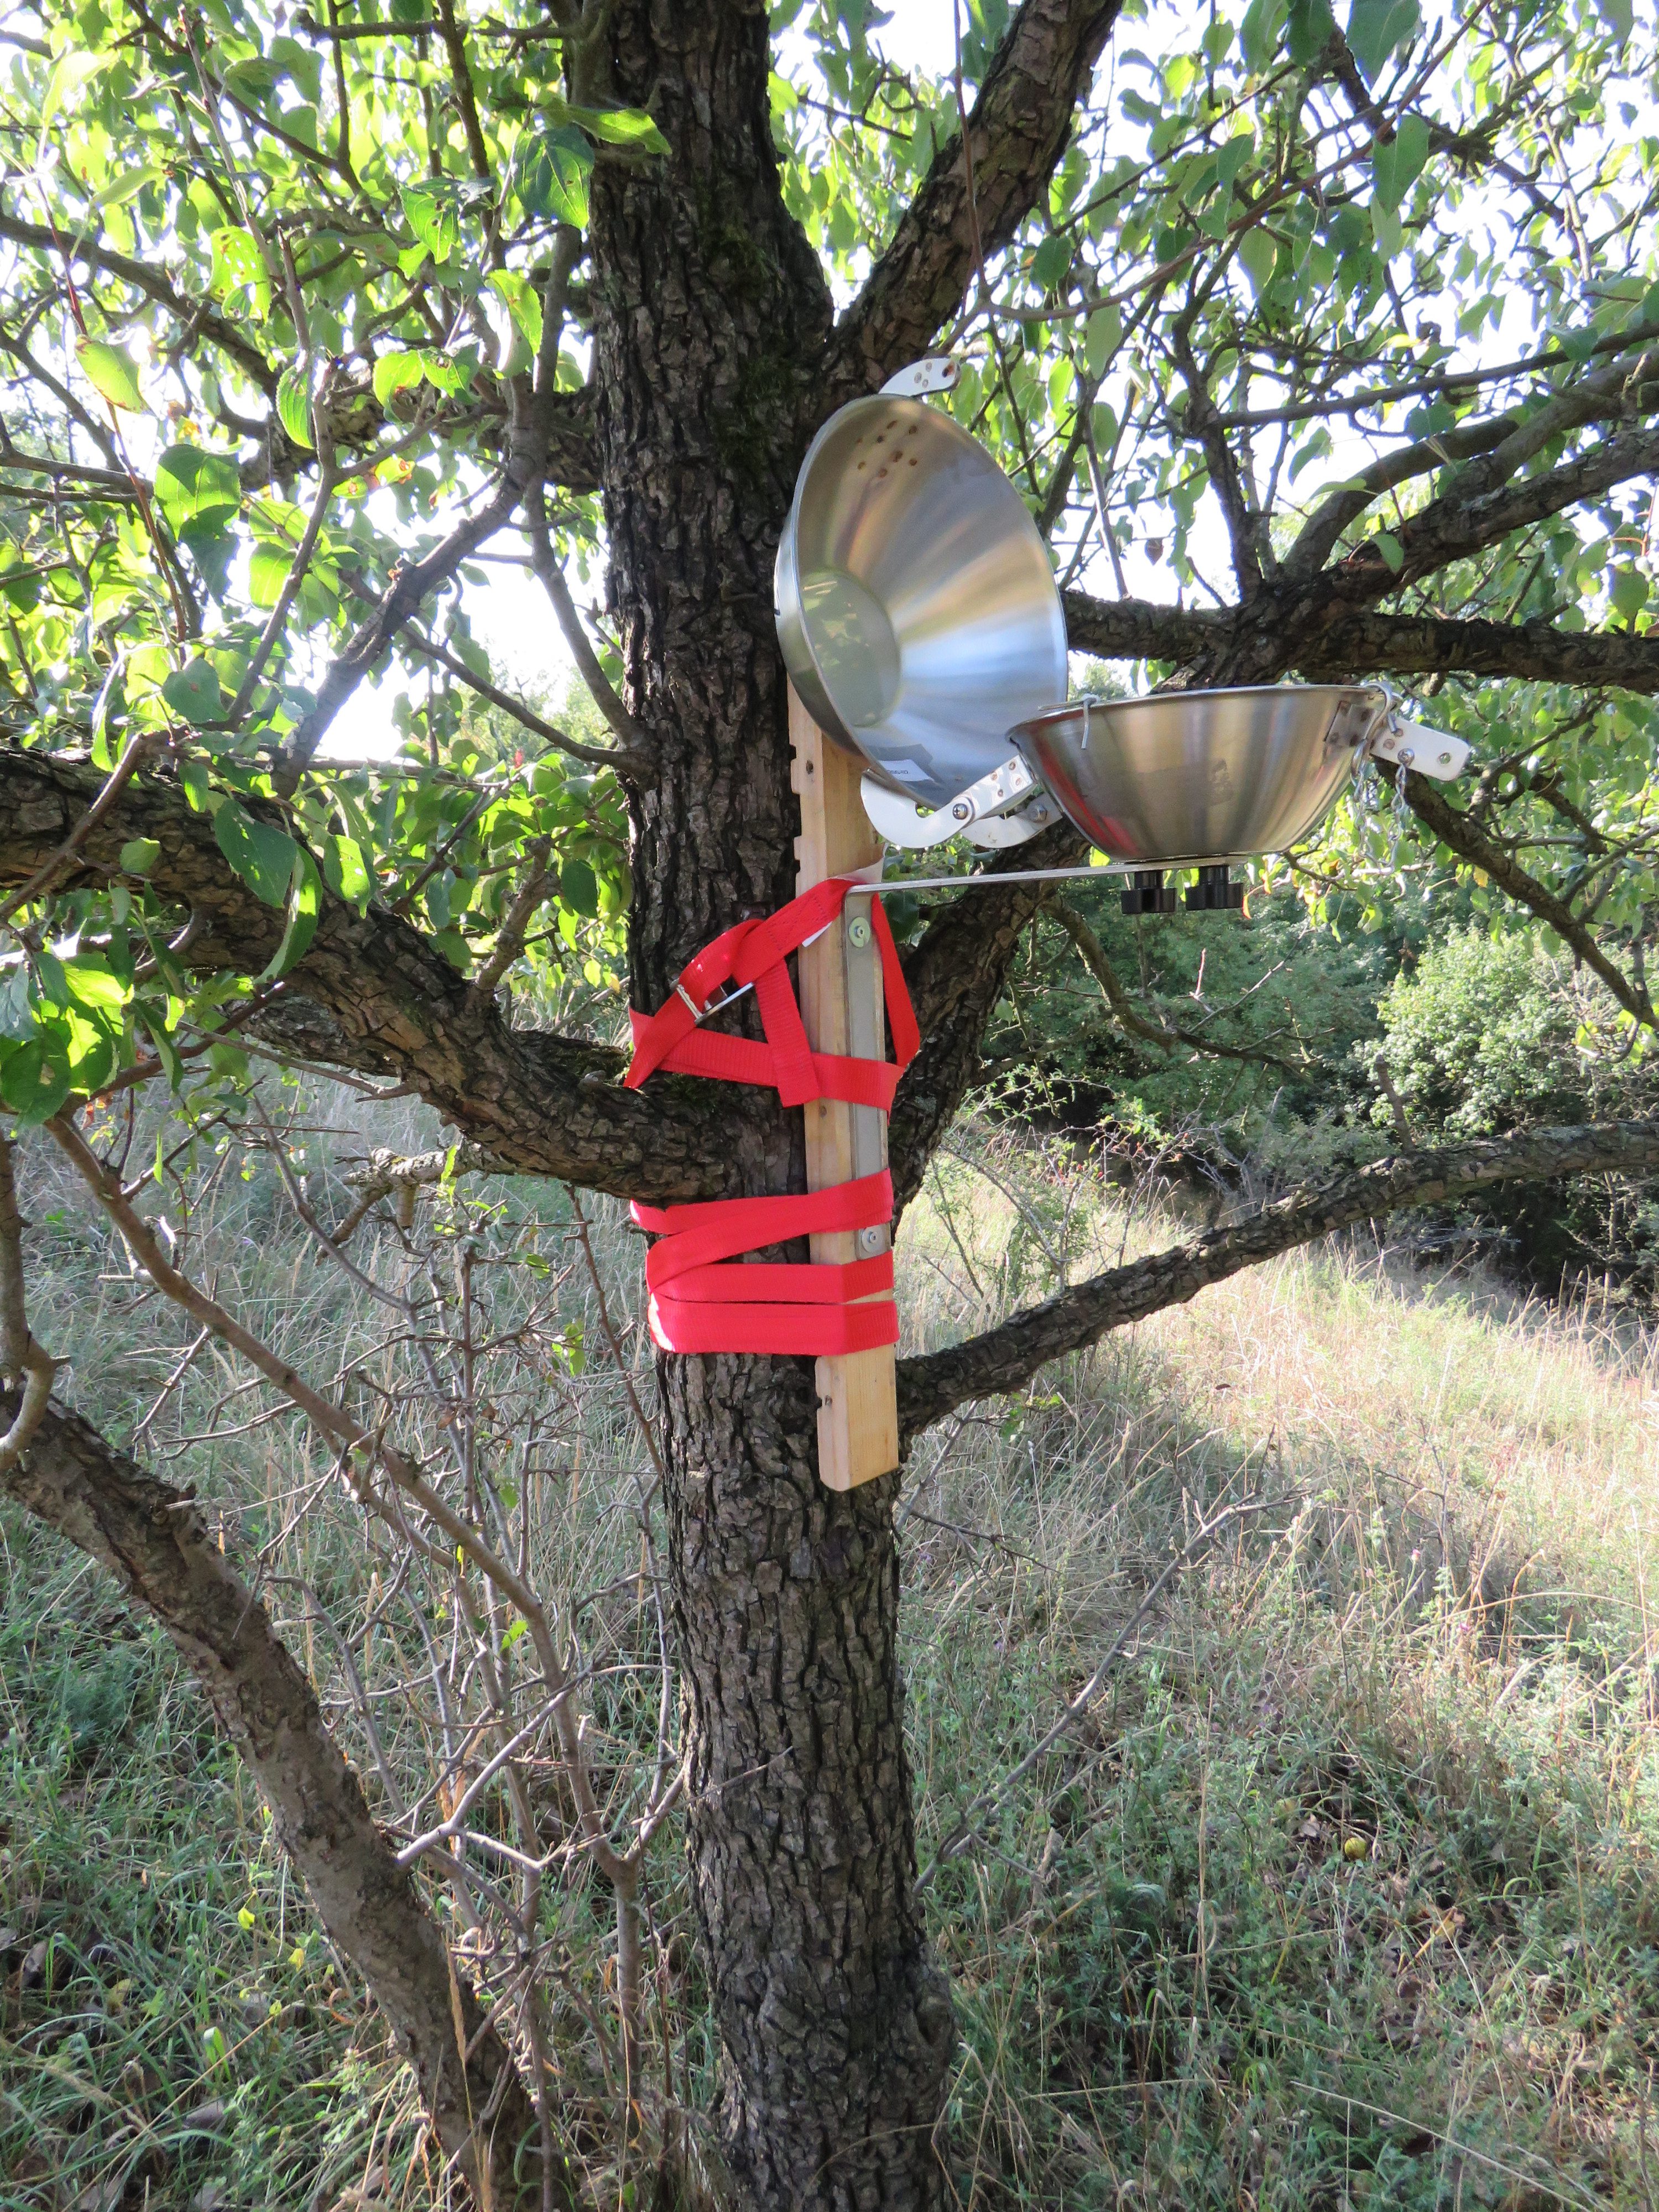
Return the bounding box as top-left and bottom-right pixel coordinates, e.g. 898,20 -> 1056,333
624,883 -> 918,1358
630,1170 -> 898,1357
624,879 -> 917,1103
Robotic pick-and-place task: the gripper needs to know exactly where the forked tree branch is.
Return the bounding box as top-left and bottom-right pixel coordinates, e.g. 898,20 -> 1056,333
1062,591 -> 1659,693
1403,769 -> 1657,1029
0,1390 -> 560,2209
894,1114 -> 1659,1440
0,750 -> 733,1202
829,0 -> 1125,389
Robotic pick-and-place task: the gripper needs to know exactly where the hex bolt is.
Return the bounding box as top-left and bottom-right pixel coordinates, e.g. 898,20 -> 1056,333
847,915 -> 872,950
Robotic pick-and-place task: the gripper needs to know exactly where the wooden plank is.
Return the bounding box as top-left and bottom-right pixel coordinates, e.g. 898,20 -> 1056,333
789,684 -> 900,1490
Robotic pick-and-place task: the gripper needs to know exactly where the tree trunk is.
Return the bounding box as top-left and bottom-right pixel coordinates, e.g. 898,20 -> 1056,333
585,7 -> 953,2204
2,1396 -> 551,2208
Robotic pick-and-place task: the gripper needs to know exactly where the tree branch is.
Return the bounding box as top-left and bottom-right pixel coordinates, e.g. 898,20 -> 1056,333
1288,607 -> 1659,691
890,821 -> 1086,1209
0,1391 -> 561,2208
828,0 -> 1125,389
1051,899 -> 1301,1074
1403,768 -> 1656,1029
1370,427 -> 1659,593
1062,586 -> 1233,662
1062,589 -> 1659,692
895,1114 -> 1659,1439
0,749 -> 733,1202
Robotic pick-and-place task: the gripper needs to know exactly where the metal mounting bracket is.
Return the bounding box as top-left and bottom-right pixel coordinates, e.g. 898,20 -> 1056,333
879,357 -> 959,399
1366,717 -> 1472,781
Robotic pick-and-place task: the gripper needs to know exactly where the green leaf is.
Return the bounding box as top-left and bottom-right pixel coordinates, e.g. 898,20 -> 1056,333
92,163 -> 165,212
1030,234 -> 1072,293
0,1035 -> 72,1124
256,850 -> 323,982
76,337 -> 145,414
249,544 -> 291,608
38,51 -> 116,161
161,660 -> 224,727
1215,132 -> 1255,192
119,837 -> 161,878
1372,529 -> 1405,572
154,445 -> 241,536
560,858 -> 598,917
1610,568 -> 1650,623
1594,0 -> 1632,38
488,270 -> 544,356
401,179 -> 461,260
139,1012 -> 182,1090
416,348 -> 469,397
321,832 -> 372,909
276,364 -> 314,451
215,801 -> 300,907
513,125 -> 594,226
210,225 -> 267,300
0,966 -> 35,1042
1237,227 -> 1277,298
1083,303 -> 1121,379
1346,0 -> 1420,78
64,960 -> 126,1017
566,102 -> 670,156
1286,0 -> 1336,62
372,349 -> 425,405
1371,113 -> 1430,209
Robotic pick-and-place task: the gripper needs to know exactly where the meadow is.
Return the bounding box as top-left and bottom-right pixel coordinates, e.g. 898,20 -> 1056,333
5,1094 -> 1658,2210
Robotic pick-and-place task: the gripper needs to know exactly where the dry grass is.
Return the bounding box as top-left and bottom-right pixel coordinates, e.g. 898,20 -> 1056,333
5,1102 -> 1659,2207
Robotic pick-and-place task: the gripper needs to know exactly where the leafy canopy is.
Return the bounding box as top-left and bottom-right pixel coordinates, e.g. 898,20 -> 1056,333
0,0 -> 1656,1126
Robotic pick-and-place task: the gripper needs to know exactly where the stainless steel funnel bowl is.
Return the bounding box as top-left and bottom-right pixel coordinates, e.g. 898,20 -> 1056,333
1010,686 -> 1390,865
775,393 -> 1068,812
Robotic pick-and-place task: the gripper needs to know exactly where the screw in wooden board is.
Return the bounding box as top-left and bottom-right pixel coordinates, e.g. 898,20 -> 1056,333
847,915 -> 873,950
857,1225 -> 885,1255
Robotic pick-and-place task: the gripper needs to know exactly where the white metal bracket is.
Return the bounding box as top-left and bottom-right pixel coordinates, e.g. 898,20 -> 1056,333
1366,717 -> 1472,781
859,752 -> 1055,851
879,357 -> 959,399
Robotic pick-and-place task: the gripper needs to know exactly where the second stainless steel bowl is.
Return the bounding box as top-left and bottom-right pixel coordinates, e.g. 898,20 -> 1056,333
1011,686 -> 1389,864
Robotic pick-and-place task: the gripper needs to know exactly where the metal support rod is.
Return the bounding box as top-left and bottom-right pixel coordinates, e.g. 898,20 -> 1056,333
842,862 -> 1130,895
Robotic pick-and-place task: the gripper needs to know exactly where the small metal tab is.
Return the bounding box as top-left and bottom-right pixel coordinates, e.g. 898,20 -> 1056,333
878,357 -> 959,398
1367,716 -> 1471,781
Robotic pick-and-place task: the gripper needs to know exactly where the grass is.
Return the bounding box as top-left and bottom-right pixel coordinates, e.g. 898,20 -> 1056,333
5,1103 -> 1659,2207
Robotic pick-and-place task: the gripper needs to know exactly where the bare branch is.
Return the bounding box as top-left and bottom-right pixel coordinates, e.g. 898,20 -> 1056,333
0,1136 -> 58,1474
895,1114 -> 1659,1438
1286,349 -> 1659,578
830,0 -> 1125,388
0,749 -> 733,1203
1051,900 -> 1301,1074
1404,769 -> 1656,1030
1061,588 -> 1232,662
1287,607 -> 1659,692
0,1390 -> 561,2206
525,487 -> 653,760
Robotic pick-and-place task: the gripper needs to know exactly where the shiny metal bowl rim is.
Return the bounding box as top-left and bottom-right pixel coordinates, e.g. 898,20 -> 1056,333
1010,681 -> 1388,733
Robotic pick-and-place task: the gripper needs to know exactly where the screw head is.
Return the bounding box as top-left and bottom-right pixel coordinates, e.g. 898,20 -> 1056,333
856,1225 -> 885,1255
951,800 -> 972,821
847,915 -> 873,950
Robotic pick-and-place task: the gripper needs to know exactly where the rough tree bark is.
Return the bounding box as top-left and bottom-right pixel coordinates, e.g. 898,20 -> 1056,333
581,9 -> 956,2203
